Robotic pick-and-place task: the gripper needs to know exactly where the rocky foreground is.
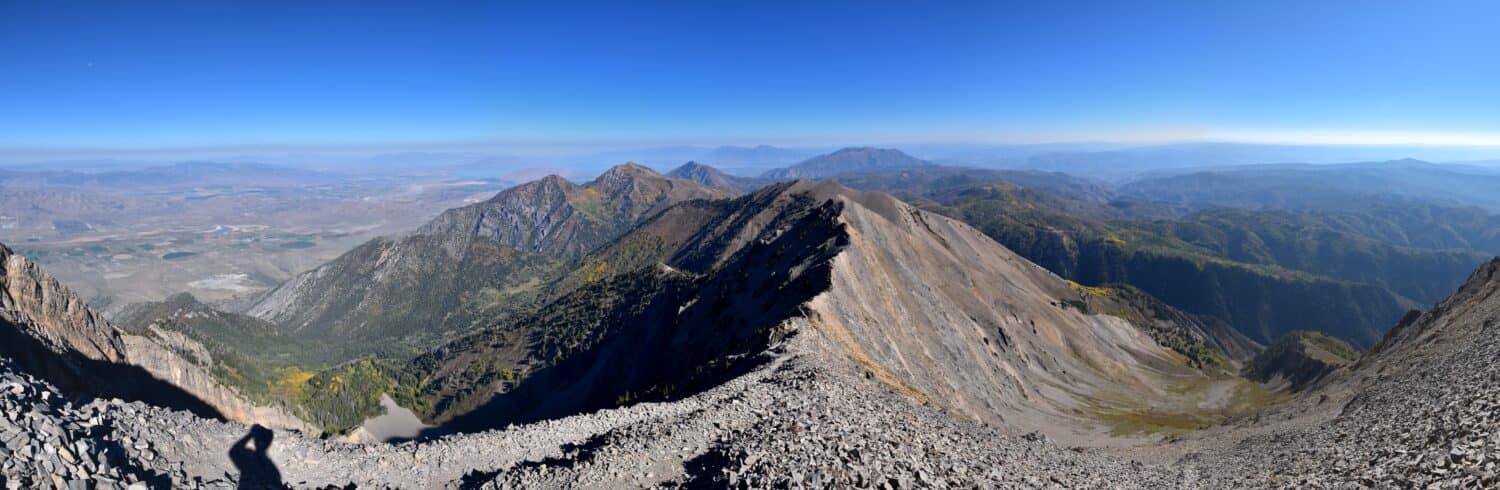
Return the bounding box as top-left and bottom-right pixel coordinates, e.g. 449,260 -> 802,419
0,337 -> 1187,489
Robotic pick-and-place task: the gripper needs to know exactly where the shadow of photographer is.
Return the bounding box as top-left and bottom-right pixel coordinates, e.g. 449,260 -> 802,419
228,424 -> 287,490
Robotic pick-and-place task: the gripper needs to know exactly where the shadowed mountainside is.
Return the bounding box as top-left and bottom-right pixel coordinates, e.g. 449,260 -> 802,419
0,243 -> 307,429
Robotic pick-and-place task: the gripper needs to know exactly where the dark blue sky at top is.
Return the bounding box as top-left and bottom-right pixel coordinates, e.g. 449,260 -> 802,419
3,0 -> 1499,151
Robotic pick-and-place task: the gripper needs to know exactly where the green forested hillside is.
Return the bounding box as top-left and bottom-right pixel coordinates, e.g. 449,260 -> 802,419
1139,208 -> 1490,303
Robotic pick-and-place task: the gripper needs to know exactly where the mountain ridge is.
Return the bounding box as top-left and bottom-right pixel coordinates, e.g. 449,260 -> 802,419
245,163 -> 732,347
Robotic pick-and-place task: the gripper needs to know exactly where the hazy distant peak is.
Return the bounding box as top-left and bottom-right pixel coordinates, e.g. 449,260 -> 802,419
665,161 -> 768,192
602,161 -> 659,175
667,160 -> 722,177
1380,157 -> 1432,167
764,146 -> 931,179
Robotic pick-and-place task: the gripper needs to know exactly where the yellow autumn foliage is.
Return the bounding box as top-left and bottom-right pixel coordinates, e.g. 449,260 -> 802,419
270,366 -> 316,400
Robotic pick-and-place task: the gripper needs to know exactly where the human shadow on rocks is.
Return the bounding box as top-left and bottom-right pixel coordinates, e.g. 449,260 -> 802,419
229,425 -> 288,490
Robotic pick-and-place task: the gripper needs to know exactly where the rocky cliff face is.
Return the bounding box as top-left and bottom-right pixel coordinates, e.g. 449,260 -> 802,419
1,245 -> 127,364
0,243 -> 307,431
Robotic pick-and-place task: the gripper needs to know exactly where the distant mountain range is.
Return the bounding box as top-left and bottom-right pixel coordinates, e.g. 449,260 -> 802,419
16,141 -> 1500,184
921,142 -> 1500,180
0,161 -> 337,191
1120,158 -> 1500,212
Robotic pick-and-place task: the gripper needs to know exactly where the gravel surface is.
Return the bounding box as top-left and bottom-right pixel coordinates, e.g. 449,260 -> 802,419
1,344 -> 1190,489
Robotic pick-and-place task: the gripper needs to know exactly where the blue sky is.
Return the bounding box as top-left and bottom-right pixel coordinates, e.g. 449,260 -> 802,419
3,1 -> 1499,154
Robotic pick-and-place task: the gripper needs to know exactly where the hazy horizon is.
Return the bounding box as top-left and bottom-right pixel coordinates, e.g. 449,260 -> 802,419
6,1 -> 1500,158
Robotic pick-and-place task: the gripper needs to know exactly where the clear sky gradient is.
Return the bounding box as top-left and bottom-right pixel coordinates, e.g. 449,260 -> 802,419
4,1 -> 1499,152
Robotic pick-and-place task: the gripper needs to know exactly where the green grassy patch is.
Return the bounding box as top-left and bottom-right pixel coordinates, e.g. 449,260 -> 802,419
1085,375 -> 1294,437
